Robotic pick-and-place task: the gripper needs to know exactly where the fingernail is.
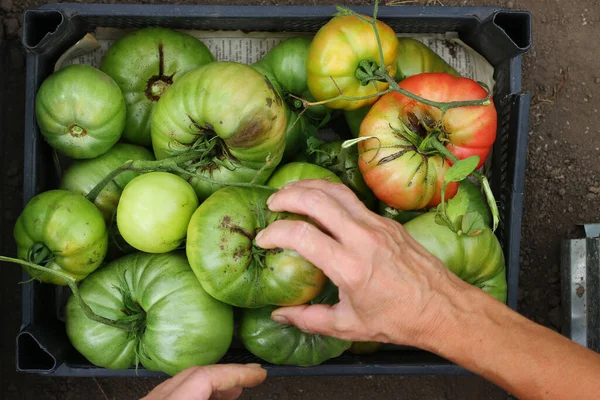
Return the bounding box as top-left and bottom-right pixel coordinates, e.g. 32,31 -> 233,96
255,230 -> 264,243
271,313 -> 289,325
266,193 -> 275,206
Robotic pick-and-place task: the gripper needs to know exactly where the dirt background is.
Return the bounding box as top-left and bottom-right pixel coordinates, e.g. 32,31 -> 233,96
1,0 -> 599,399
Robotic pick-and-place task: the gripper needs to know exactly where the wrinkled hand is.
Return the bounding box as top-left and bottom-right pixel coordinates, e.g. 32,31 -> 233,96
142,364 -> 267,400
255,180 -> 471,347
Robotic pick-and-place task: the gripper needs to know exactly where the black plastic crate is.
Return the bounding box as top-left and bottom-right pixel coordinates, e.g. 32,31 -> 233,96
16,3 -> 532,377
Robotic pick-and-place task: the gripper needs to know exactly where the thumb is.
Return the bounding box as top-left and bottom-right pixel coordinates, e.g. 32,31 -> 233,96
271,304 -> 337,336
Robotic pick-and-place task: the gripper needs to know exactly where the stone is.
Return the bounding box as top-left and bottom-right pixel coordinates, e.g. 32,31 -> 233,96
588,186 -> 600,194
0,0 -> 12,12
548,306 -> 562,329
506,0 -> 514,7
3,17 -> 18,37
558,188 -> 566,196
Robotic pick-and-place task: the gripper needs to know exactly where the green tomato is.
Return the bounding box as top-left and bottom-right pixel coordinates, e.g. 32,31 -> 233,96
117,172 -> 198,253
311,141 -> 377,210
13,190 -> 108,285
186,186 -> 327,308
267,162 -> 341,188
395,38 -> 460,81
151,62 -> 287,201
404,212 -> 507,303
66,252 -> 233,376
344,106 -> 370,138
35,64 -> 126,159
60,143 -> 154,223
252,38 -> 329,160
239,282 -> 351,366
100,27 -> 215,146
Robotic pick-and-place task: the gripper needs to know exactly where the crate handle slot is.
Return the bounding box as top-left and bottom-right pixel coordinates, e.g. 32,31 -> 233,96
22,10 -> 66,53
468,10 -> 532,65
17,329 -> 58,373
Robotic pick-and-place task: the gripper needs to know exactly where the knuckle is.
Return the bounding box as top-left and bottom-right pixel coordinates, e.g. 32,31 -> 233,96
300,189 -> 330,208
291,220 -> 313,239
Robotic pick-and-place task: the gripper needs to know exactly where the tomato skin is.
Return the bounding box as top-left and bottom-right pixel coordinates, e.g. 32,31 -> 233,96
186,186 -> 327,308
311,141 -> 377,210
100,27 -> 215,146
347,341 -> 382,355
13,190 -> 108,285
395,38 -> 459,81
35,64 -> 126,159
151,62 -> 287,201
117,172 -> 198,254
239,282 -> 351,366
306,15 -> 399,110
66,252 -> 234,376
267,161 -> 341,188
404,212 -> 506,303
358,73 -> 496,210
59,143 -> 154,223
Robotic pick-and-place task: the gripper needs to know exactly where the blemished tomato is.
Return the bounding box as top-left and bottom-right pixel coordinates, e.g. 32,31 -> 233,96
306,15 -> 399,110
100,27 -> 215,146
13,190 -> 108,285
404,212 -> 507,303
66,252 -> 234,376
151,62 -> 287,201
358,73 -> 497,210
59,143 -> 154,224
239,282 -> 351,366
35,64 -> 126,159
186,186 -> 327,308
117,172 -> 198,253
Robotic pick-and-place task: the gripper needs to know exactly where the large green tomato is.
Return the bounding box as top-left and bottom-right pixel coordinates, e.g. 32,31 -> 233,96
35,64 -> 126,159
13,190 -> 108,285
186,186 -> 327,308
239,282 -> 351,366
404,212 -> 507,302
117,172 -> 198,253
311,141 -> 377,210
151,62 -> 287,200
66,252 -> 233,376
100,27 -> 215,146
267,162 -> 341,188
395,38 -> 459,81
60,143 -> 154,223
253,37 -> 330,159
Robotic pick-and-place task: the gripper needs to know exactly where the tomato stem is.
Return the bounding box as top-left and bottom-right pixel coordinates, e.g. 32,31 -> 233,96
0,256 -> 138,332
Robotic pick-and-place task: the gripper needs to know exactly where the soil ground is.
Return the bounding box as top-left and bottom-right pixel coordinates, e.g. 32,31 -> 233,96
1,0 -> 599,399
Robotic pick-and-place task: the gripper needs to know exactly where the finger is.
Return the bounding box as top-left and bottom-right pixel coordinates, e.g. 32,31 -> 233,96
255,219 -> 347,283
281,179 -> 371,216
266,185 -> 363,241
142,366 -> 200,399
271,304 -> 341,338
165,364 -> 266,400
210,387 -> 243,400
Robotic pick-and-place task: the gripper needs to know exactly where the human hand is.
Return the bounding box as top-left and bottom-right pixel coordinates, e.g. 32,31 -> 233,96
142,364 -> 267,400
255,180 -> 475,348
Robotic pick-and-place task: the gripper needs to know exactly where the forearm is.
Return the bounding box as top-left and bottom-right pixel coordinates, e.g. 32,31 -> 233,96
412,283 -> 600,399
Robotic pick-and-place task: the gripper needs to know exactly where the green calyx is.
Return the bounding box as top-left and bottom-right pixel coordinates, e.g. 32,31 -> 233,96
114,284 -> 147,339
27,242 -> 54,266
355,60 -> 383,86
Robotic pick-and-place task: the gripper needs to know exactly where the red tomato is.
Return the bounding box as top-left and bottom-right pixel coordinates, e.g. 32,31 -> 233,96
358,73 -> 497,211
